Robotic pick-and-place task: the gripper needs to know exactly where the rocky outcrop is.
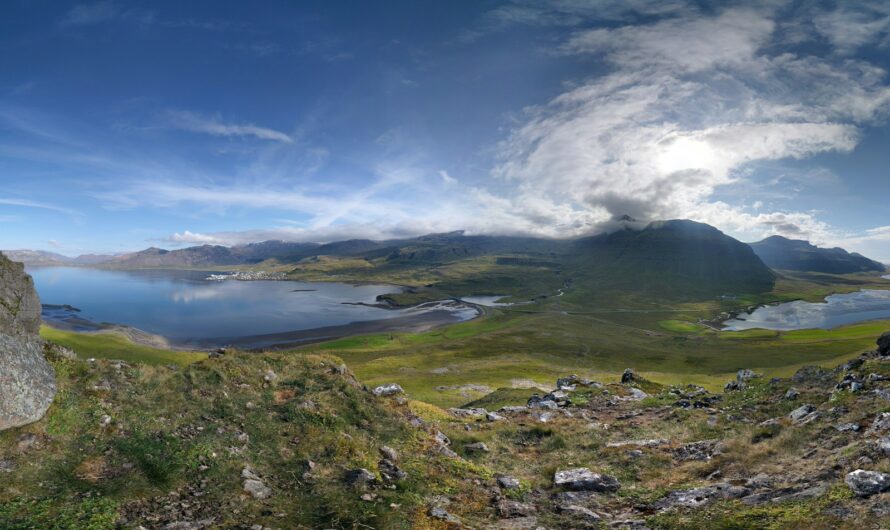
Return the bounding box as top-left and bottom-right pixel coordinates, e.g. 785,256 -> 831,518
0,252 -> 41,336
0,252 -> 55,431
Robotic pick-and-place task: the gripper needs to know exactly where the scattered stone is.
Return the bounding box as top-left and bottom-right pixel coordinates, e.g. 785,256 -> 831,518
242,478 -> 271,500
737,369 -> 760,382
379,457 -> 408,481
448,407 -> 487,418
0,459 -> 15,473
372,383 -> 404,397
867,412 -> 890,434
16,432 -> 39,452
379,446 -> 398,461
554,468 -> 620,492
792,365 -> 834,385
99,414 -> 112,428
497,499 -> 536,518
621,368 -> 636,384
876,436 -> 890,456
789,404 -> 816,422
486,411 -> 506,422
557,504 -> 600,522
784,388 -> 800,400
428,506 -> 461,524
496,475 -> 521,490
846,470 -> 890,497
673,439 -> 720,461
498,406 -> 529,414
835,423 -> 861,432
434,430 -> 451,446
527,395 -> 558,409
465,442 -> 489,453
624,388 -> 648,401
262,369 -> 277,384
606,439 -> 667,449
344,468 -> 377,487
655,483 -> 748,510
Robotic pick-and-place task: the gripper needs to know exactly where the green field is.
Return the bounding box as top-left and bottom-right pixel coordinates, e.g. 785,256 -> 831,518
36,269 -> 890,408
39,326 -> 206,366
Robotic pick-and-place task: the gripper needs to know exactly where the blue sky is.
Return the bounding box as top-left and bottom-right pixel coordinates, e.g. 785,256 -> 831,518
2,1 -> 890,261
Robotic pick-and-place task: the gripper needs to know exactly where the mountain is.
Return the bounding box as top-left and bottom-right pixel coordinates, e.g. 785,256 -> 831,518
572,219 -> 776,296
1,249 -> 72,266
750,235 -> 886,274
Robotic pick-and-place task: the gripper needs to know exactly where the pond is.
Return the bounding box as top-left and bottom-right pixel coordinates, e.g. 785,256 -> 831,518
722,289 -> 890,331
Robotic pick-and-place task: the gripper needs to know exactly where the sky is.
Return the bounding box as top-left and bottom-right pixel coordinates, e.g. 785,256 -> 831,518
1,1 -> 890,261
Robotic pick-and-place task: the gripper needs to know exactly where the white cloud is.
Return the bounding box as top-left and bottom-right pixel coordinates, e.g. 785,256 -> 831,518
165,110 -> 293,143
169,231 -> 225,245
0,198 -> 78,216
563,9 -> 775,72
490,6 -> 890,242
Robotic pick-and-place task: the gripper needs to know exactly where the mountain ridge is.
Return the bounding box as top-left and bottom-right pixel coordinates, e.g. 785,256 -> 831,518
750,235 -> 886,274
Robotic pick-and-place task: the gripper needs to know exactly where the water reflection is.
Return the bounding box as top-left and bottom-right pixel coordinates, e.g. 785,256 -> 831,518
723,289 -> 890,331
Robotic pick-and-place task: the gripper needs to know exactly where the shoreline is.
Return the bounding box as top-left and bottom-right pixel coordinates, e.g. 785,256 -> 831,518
40,299 -> 484,352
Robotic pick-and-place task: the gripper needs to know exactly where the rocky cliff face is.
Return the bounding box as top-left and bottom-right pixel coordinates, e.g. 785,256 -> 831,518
0,251 -> 55,431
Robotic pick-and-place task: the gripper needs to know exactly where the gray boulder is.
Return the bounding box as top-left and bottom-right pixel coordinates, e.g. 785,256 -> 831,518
0,253 -> 56,432
0,334 -> 56,431
845,470 -> 890,497
553,468 -> 620,492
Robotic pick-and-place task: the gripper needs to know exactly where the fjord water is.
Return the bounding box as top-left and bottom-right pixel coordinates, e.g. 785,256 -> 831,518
723,289 -> 890,331
30,267 -> 476,346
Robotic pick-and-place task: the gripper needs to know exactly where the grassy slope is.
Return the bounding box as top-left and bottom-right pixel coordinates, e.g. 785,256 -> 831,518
39,326 -> 205,366
0,351 -> 492,529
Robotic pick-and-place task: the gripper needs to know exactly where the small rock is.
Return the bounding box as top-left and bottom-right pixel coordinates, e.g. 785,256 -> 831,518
379,446 -> 398,461
434,430 -> 451,446
868,412 -> 890,434
496,475 -> 521,489
784,388 -> 799,400
16,432 -> 39,452
845,469 -> 890,497
428,506 -> 461,524
242,479 -> 271,500
606,438 -> 667,449
835,423 -> 861,432
554,468 -> 620,492
789,404 -> 816,422
263,369 -> 277,384
621,368 -> 636,384
344,468 -> 377,487
486,411 -> 505,422
448,407 -> 487,418
465,442 -> 489,453
99,414 -> 112,428
876,436 -> 890,456
372,384 -> 404,397
497,499 -> 536,518
558,504 -> 600,521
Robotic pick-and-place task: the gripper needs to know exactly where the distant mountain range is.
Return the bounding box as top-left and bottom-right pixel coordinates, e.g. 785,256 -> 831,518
4,221 -> 885,299
749,235 -> 886,274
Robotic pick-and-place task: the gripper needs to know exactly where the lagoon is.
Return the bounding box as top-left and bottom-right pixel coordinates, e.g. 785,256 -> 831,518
723,289 -> 890,331
29,267 -> 477,348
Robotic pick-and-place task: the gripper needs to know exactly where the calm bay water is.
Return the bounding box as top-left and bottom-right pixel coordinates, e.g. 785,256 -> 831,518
30,267 -> 476,346
723,289 -> 890,331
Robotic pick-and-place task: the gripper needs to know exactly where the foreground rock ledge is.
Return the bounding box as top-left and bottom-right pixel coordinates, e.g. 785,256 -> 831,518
0,252 -> 56,431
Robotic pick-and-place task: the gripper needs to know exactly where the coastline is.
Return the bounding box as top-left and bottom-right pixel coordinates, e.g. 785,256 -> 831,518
40,299 -> 484,352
